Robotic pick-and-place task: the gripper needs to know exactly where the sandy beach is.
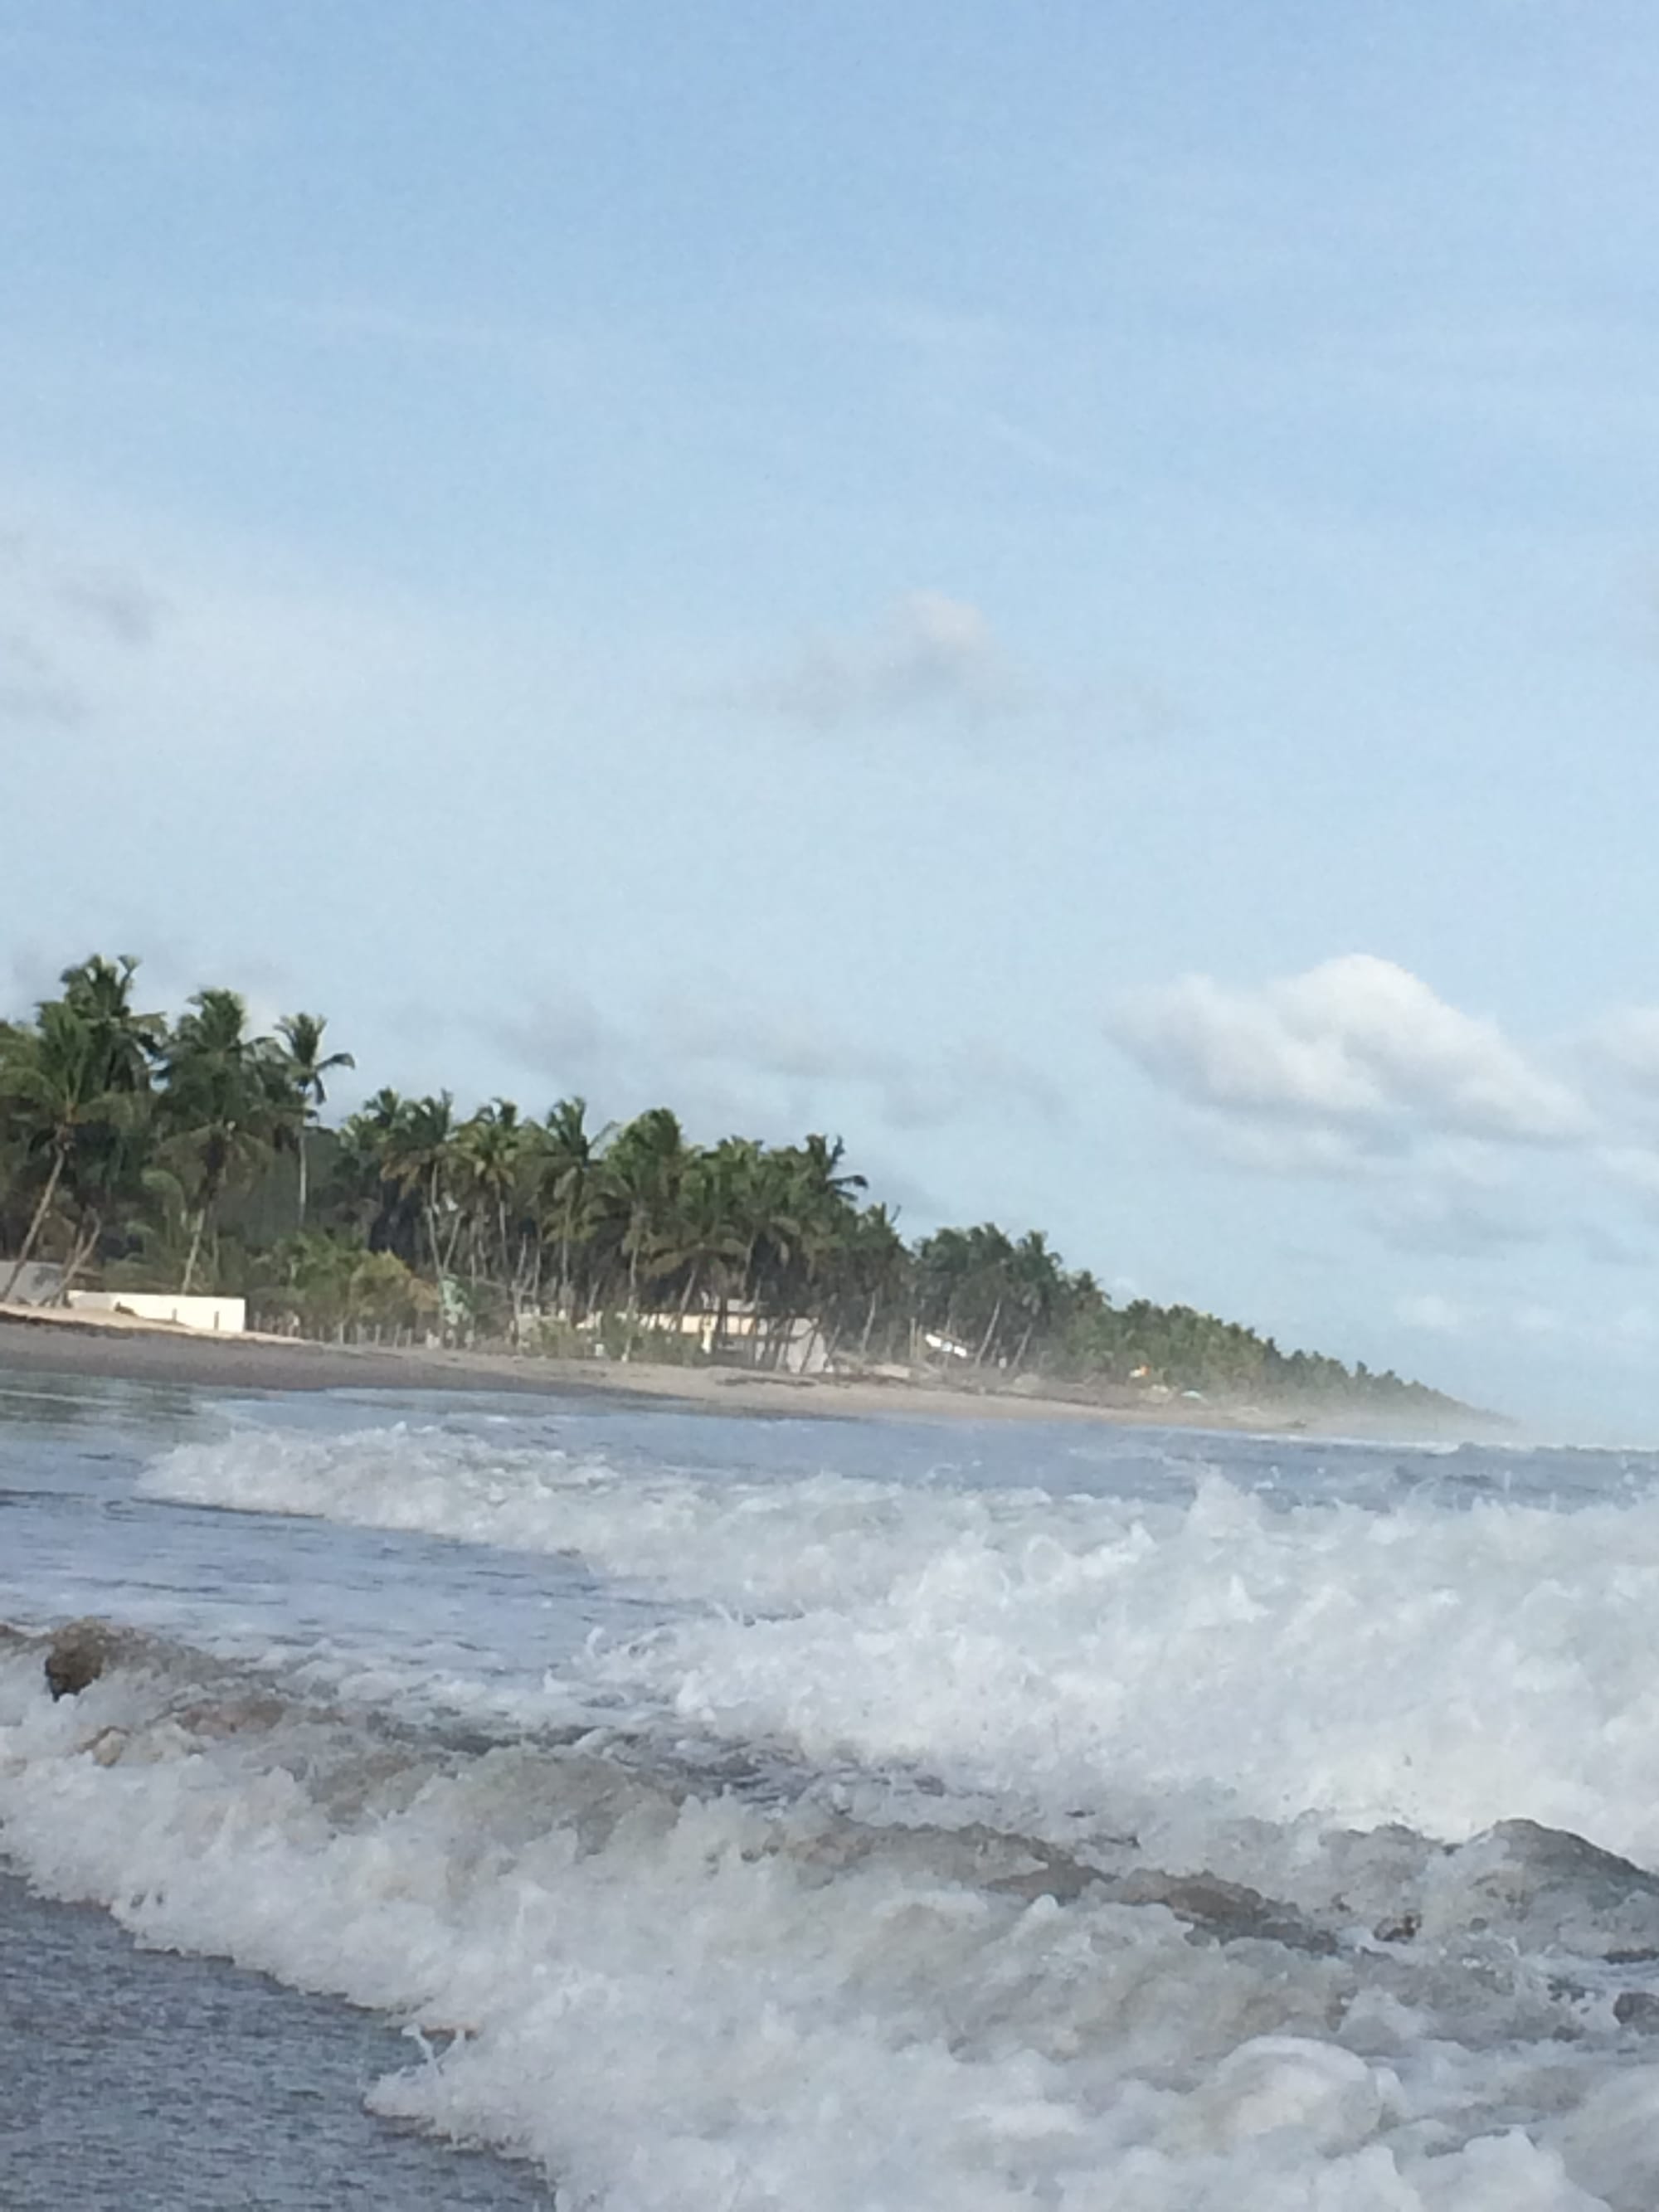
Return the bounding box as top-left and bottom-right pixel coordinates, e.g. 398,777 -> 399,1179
0,1305 -> 1167,1422
0,1305 -> 1481,1436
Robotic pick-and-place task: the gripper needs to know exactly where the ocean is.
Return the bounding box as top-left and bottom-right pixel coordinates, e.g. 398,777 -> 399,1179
4,1372 -> 1659,2208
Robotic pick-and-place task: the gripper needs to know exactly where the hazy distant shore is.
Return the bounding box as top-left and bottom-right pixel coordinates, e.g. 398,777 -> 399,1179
0,1307 -> 1494,1437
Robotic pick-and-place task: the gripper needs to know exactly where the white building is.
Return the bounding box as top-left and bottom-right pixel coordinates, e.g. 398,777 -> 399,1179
67,1291 -> 246,1334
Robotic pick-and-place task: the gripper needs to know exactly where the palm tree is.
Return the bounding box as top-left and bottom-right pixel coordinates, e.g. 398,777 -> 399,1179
1006,1229 -> 1064,1370
2,1004 -> 109,1297
654,1142 -> 750,1329
159,989 -> 285,1293
531,1097 -> 613,1320
61,955 -> 166,1086
680,1137 -> 786,1343
275,1013 -> 354,1226
914,1222 -> 1019,1367
595,1108 -> 690,1325
820,1200 -> 909,1363
333,1088 -> 415,1255
453,1101 -> 532,1321
379,1092 -> 462,1320
758,1134 -> 866,1361
2,956 -> 163,1300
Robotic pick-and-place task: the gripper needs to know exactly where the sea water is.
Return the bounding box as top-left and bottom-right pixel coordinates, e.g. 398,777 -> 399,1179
7,1377 -> 1659,2206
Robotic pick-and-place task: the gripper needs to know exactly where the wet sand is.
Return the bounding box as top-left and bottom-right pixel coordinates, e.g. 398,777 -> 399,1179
0,1307 -> 1472,1436
0,1872 -> 552,2210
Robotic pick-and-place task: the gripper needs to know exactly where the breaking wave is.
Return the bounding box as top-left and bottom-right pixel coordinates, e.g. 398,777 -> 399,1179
6,1407 -> 1659,2205
7,1626 -> 1659,2210
144,1423 -> 1659,1855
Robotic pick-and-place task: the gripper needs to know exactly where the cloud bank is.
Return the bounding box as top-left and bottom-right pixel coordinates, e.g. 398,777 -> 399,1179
1109,953 -> 1659,1286
1113,954 -> 1588,1147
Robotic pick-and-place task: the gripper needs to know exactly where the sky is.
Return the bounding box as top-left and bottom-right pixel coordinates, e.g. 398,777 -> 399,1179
7,2 -> 1659,1435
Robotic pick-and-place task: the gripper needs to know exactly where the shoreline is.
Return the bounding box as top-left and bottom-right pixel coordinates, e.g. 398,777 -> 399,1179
0,1306 -> 1490,1437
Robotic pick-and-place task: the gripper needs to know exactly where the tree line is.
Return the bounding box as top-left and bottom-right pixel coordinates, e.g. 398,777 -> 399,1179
0,953 -> 1468,1414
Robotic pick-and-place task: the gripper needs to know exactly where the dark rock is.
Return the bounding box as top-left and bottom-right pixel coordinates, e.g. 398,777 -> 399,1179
44,1618 -> 117,1700
1437,1819 -> 1659,1961
1112,1869 -> 1339,1956
1481,1820 -> 1659,1903
1373,1911 -> 1421,1945
1614,1991 -> 1659,2030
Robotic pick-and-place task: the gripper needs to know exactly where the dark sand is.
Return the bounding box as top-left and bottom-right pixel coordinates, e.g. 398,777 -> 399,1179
0,1310 -> 635,1402
0,1872 -> 551,2210
0,1310 -> 1173,1424
0,1309 -> 1482,1436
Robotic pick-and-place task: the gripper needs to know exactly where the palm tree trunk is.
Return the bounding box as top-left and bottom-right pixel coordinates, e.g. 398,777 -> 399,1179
60,1212 -> 103,1300
182,1208 -> 207,1296
557,1198 -> 575,1320
975,1297 -> 1004,1369
296,1130 -> 309,1227
2,1148 -> 66,1300
424,1198 -> 448,1337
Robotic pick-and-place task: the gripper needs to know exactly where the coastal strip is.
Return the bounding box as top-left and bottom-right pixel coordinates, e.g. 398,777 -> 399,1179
0,1310 -> 1481,1436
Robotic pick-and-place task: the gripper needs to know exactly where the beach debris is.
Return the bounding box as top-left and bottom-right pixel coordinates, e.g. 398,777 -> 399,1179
44,1617 -> 118,1699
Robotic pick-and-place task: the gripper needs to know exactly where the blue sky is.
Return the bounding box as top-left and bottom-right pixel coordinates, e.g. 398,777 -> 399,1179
7,2 -> 1659,1433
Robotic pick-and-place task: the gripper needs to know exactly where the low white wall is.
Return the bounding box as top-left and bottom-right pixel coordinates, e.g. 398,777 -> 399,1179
68,1291 -> 247,1334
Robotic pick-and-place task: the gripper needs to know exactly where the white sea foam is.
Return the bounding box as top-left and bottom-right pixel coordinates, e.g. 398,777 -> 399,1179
145,1422 -> 986,1608
0,1643 -> 1640,2210
145,1426 -> 1659,1859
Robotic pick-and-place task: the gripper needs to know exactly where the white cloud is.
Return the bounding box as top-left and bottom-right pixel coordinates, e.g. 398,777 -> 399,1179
1199,1115 -> 1397,1179
1114,955 -> 1588,1147
1395,1291 -> 1477,1335
1396,1292 -> 1565,1343
736,591 -> 1019,731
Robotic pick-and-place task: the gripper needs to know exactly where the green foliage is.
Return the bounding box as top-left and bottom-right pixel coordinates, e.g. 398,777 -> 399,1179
255,1232 -> 435,1339
0,948 -> 1471,1416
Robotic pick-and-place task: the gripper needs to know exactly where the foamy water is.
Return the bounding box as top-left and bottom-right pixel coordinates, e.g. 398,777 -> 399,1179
7,1378 -> 1659,2206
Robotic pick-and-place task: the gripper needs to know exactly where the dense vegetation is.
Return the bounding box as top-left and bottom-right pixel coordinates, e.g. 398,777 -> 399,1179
0,954 -> 1470,1417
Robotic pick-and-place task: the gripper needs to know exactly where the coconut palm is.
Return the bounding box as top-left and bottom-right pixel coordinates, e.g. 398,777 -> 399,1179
1,956 -> 163,1300
2,1003 -> 114,1297
275,1013 -> 354,1226
378,1092 -> 463,1315
757,1134 -> 866,1357
61,955 -> 166,1086
653,1141 -> 751,1326
594,1107 -> 690,1320
819,1200 -> 910,1363
159,989 -> 285,1293
531,1097 -> 613,1320
333,1088 -> 415,1255
452,1101 -> 534,1321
